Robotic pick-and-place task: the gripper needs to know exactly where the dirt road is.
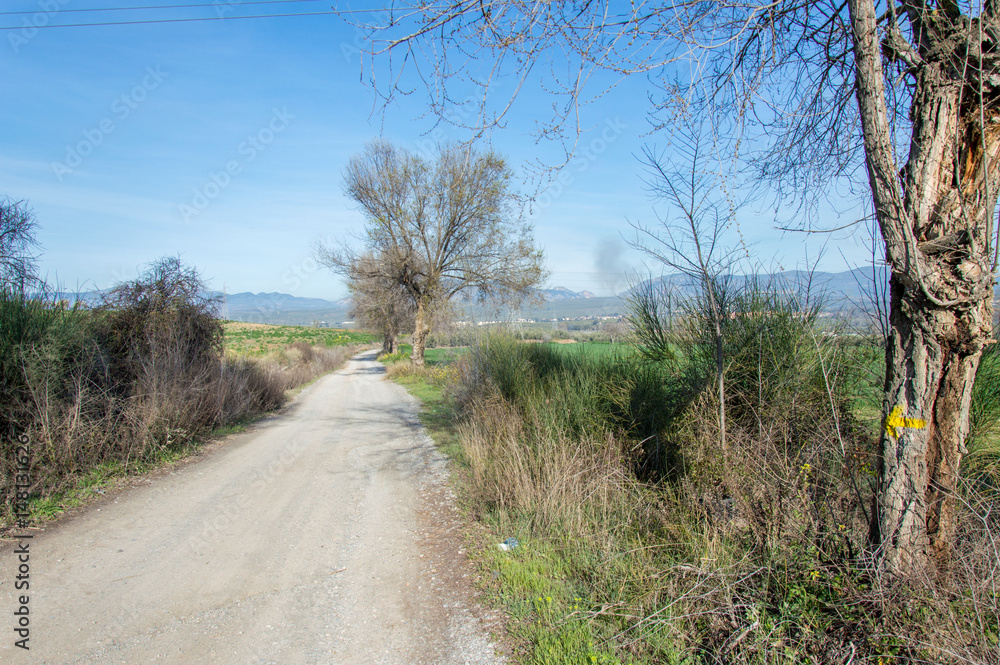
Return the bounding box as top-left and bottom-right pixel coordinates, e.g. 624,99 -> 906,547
1,350 -> 503,664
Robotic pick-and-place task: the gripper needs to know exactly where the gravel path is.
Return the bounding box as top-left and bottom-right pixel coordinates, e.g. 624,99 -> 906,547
1,350 -> 504,665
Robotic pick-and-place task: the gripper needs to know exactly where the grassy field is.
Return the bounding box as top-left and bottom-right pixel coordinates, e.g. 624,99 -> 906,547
223,321 -> 376,355
540,341 -> 634,357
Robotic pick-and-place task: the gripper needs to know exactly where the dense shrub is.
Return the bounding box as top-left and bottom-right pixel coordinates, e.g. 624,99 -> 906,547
459,336 -> 691,477
93,256 -> 223,394
0,288 -> 97,442
452,298 -> 997,662
1,258 -> 362,525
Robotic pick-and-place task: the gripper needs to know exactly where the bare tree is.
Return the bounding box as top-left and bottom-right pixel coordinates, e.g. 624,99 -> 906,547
0,197 -> 41,291
599,318 -> 630,344
346,252 -> 416,355
344,0 -> 1000,576
318,140 -> 546,364
628,130 -> 744,455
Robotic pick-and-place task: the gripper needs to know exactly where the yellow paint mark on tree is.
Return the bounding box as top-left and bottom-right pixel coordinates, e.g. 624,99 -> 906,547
884,406 -> 927,439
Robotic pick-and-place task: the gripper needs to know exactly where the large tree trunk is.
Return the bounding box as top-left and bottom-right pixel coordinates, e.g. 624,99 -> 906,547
411,298 -> 430,365
874,276 -> 991,574
381,332 -> 397,356
872,75 -> 998,574
383,318 -> 400,355
850,0 -> 999,576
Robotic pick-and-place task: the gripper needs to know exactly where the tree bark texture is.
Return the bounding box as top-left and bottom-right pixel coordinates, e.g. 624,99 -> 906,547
381,331 -> 399,356
411,298 -> 430,365
850,0 -> 999,575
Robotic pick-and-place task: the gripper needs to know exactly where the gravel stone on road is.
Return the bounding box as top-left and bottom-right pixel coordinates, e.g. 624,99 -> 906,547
0,349 -> 504,665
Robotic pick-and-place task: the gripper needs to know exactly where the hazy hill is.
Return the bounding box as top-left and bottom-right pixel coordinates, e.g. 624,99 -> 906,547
52,269 -> 920,326
223,292 -> 350,313
222,287 -> 605,325
539,286 -> 597,301
631,266 -> 892,312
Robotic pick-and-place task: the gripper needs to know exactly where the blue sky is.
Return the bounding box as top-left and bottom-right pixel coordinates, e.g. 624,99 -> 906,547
1,0 -> 874,300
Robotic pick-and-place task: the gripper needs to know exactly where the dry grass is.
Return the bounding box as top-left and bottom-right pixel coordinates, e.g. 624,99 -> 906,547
450,335 -> 1000,664
459,392 -> 644,540
2,306 -> 361,527
384,360 -> 456,386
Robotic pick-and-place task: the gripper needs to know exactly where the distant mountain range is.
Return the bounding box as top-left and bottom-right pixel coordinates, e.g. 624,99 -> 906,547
223,291 -> 351,312
52,268 -> 926,326
55,290 -> 351,314
630,267 -> 892,309
221,286 -> 597,315
539,287 -> 597,301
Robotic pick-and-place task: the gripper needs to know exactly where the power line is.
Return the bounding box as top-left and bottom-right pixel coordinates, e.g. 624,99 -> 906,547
0,10 -> 338,30
0,0 -> 319,16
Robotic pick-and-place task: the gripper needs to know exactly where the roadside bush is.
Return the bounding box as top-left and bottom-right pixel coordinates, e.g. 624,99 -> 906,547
460,336 -> 685,473
452,283 -> 998,662
0,287 -> 97,442
94,256 -> 223,394
1,258 -> 362,527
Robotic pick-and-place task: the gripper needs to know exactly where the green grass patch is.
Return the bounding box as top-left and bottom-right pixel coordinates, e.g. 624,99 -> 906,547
378,344 -> 470,365
541,341 -> 635,358
223,321 -> 376,356
470,519 -> 646,665
426,346 -> 470,364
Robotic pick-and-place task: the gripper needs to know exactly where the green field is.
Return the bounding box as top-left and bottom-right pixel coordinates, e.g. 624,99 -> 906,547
384,344 -> 469,365
380,341 -> 633,364
539,341 -> 634,357
223,322 -> 376,356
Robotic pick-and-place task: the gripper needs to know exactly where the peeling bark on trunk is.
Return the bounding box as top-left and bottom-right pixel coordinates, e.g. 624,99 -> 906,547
876,275 -> 990,574
411,298 -> 430,365
850,0 -> 999,576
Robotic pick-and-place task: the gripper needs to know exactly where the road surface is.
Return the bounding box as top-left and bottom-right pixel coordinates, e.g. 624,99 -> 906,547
1,350 -> 503,664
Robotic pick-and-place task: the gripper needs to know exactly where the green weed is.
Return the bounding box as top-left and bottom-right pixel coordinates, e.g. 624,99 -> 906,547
394,324 -> 999,664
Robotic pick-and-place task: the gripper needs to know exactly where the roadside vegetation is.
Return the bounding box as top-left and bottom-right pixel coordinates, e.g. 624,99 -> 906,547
382,281 -> 1000,664
426,325 -> 634,349
0,257 -> 372,530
